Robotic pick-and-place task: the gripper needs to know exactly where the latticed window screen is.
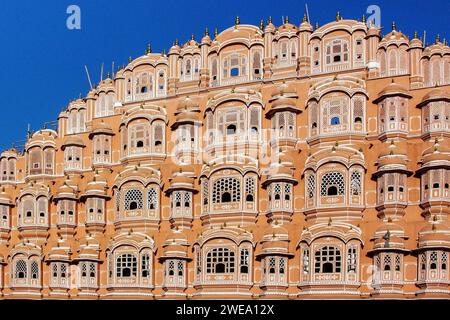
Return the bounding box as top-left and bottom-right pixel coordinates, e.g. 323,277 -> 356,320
212,177 -> 241,203
124,189 -> 143,210
268,257 -> 276,273
350,171 -> 362,195
89,263 -> 96,277
249,108 -> 260,132
153,123 -> 164,145
245,176 -> 255,201
430,251 -> 438,269
307,175 -> 316,198
184,192 -> 191,207
141,253 -> 150,277
347,247 -> 357,272
302,249 -> 309,273
240,248 -> 249,273
116,254 -> 137,277
384,255 -> 392,270
395,254 -> 401,271
115,189 -> 121,211
15,259 -> 27,279
177,261 -> 184,276
174,192 -> 182,207
279,258 -> 286,274
81,263 -> 87,277
314,246 -> 341,273
320,172 -> 345,196
202,179 -> 209,205
167,260 -> 175,275
31,261 -> 39,279
147,188 -> 158,210
206,247 -> 235,274
284,184 -> 291,197
353,98 -> 364,121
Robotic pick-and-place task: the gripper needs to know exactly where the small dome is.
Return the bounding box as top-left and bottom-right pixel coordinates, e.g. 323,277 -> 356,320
89,121 -> 114,138
54,182 -> 77,201
256,224 -> 292,258
61,136 -> 85,150
418,221 -> 450,249
373,80 -> 411,103
417,88 -> 450,108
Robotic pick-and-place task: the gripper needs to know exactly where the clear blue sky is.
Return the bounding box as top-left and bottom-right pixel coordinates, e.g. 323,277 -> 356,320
0,0 -> 448,150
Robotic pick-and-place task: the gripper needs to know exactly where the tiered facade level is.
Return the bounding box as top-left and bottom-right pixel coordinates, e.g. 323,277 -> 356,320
0,14 -> 449,299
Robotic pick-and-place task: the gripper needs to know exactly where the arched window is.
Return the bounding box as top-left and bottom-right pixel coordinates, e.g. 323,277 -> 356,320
212,177 -> 241,203
320,172 -> 345,196
31,261 -> 39,279
141,253 -> 151,278
124,189 -> 143,210
116,253 -> 137,277
314,246 -> 341,273
15,259 -> 27,279
240,248 -> 249,274
206,247 -> 235,274
147,188 -> 158,210
307,175 -> 315,199
350,171 -> 362,196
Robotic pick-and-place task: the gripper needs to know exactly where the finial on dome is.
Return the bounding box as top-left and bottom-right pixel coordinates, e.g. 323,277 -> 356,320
392,21 -> 396,31
214,27 -> 218,38
190,34 -> 195,41
315,22 -> 319,30
204,27 -> 209,36
414,31 -> 418,39
362,14 -> 366,23
302,13 -> 307,23
106,72 -> 110,79
128,56 -> 132,63
436,34 -> 440,44
235,16 -> 240,26
78,93 -> 82,99
259,19 -> 264,30
146,43 -> 152,54
285,16 -> 289,24
336,11 -> 341,21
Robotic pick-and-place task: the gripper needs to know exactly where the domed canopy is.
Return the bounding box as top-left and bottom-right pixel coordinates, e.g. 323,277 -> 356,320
417,139 -> 450,172
89,120 -> 114,138
61,136 -> 85,150
53,181 -> 77,201
379,22 -> 409,47
160,230 -> 190,260
373,141 -> 412,177
369,221 -> 408,253
417,88 -> 450,108
373,80 -> 411,104
81,171 -> 110,200
417,221 -> 450,250
165,168 -> 197,194
256,223 -> 293,258
46,243 -> 71,262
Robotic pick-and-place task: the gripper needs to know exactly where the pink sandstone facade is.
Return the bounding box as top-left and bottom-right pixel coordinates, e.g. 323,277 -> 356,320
0,14 -> 449,299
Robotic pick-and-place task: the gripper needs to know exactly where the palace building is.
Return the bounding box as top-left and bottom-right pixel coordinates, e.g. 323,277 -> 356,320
0,13 -> 449,299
